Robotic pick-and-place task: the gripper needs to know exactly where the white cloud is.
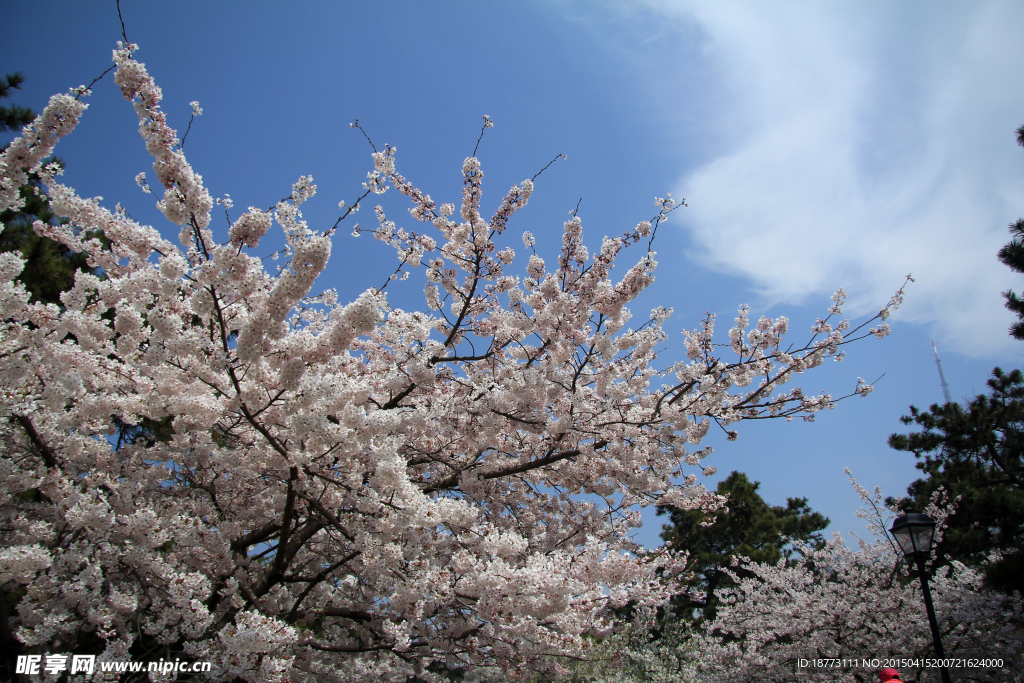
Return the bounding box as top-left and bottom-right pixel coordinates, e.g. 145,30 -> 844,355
624,1 -> 1024,357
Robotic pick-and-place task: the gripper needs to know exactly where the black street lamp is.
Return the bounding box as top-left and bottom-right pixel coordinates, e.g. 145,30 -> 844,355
890,511 -> 952,683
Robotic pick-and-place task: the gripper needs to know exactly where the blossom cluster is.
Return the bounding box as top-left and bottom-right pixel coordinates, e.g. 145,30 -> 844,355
486,479 -> 1023,683
696,476 -> 1024,683
0,43 -> 907,682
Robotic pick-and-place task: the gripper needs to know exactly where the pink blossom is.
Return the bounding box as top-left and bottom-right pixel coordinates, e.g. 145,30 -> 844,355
0,41 -> 912,682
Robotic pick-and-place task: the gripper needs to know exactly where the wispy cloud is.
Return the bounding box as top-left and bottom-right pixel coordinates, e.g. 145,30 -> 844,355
572,1 -> 1024,357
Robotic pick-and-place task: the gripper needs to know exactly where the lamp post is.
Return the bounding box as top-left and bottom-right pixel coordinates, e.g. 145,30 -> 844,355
890,511 -> 952,683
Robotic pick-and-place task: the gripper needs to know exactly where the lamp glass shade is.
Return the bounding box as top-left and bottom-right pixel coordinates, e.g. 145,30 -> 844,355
889,511 -> 936,558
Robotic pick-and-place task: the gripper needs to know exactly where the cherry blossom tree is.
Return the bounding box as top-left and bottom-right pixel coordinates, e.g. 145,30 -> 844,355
1,43 -> 907,682
696,475 -> 1024,683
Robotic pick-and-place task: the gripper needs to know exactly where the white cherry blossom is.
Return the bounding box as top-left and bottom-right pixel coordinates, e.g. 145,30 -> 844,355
0,43 -> 910,683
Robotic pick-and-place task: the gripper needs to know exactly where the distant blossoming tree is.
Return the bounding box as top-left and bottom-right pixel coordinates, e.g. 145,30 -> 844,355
697,474 -> 1024,683
0,43 -> 906,682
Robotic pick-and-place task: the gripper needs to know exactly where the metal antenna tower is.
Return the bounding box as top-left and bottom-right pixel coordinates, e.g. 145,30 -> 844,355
932,341 -> 953,404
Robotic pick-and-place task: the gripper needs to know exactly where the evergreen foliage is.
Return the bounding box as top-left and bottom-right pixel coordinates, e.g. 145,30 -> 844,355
657,471 -> 829,625
0,72 -> 35,133
888,367 -> 1024,595
998,125 -> 1024,339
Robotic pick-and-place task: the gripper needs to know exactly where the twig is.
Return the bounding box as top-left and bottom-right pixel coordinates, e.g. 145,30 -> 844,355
472,114 -> 493,157
117,0 -> 129,45
74,65 -> 116,102
180,111 -> 198,149
531,153 -> 567,182
350,119 -> 377,153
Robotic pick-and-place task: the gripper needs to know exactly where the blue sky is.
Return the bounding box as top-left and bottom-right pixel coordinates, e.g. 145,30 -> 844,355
3,1 -> 1022,548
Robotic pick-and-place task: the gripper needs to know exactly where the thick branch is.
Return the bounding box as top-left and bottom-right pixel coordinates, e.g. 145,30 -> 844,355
230,521 -> 282,555
264,467 -> 299,587
12,414 -> 58,468
422,440 -> 608,493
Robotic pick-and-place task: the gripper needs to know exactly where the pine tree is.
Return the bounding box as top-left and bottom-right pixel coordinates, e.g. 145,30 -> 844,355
888,368 -> 1024,595
0,72 -> 35,133
997,125 -> 1024,339
657,471 -> 829,625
